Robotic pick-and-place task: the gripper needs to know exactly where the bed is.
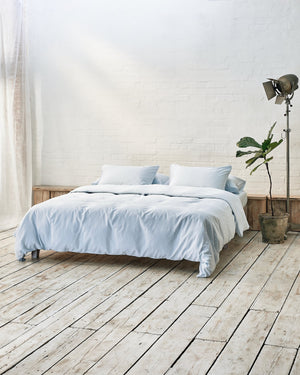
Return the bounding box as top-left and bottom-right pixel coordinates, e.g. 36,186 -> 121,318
15,179 -> 249,278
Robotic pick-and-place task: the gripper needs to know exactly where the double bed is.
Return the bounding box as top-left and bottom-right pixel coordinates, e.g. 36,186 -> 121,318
15,168 -> 249,277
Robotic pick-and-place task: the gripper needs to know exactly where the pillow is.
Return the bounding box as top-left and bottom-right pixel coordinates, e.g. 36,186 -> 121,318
91,178 -> 100,185
169,164 -> 232,190
98,165 -> 159,185
152,173 -> 169,185
225,175 -> 246,194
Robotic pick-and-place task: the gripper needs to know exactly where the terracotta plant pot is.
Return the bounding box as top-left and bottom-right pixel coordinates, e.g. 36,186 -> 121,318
259,213 -> 289,244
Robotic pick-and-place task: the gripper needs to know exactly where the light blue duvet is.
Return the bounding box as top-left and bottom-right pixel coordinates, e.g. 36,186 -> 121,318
15,185 -> 249,277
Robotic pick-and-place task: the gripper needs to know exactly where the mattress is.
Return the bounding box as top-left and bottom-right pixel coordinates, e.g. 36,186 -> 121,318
239,191 -> 247,208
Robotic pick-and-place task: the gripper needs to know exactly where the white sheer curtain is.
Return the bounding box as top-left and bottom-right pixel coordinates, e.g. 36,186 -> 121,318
0,0 -> 32,231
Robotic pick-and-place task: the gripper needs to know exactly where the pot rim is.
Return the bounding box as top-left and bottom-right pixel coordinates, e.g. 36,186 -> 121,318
259,212 -> 289,219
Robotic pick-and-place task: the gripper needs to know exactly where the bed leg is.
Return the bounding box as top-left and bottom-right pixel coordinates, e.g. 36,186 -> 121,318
32,250 -> 40,260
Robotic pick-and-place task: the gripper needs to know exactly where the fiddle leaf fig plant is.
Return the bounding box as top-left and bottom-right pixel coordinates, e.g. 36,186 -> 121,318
236,122 -> 283,216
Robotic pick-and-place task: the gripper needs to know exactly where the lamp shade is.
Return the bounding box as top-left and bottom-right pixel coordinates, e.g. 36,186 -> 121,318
263,74 -> 298,103
277,74 -> 298,96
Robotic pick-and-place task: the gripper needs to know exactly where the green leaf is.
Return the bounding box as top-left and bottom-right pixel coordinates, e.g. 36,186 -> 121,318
250,161 -> 265,174
264,157 -> 273,163
265,139 -> 283,154
267,122 -> 277,139
236,150 -> 257,158
236,137 -> 262,149
262,138 -> 271,152
245,153 -> 263,168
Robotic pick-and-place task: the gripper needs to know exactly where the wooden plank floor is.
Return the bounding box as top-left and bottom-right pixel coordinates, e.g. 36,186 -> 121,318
0,228 -> 299,374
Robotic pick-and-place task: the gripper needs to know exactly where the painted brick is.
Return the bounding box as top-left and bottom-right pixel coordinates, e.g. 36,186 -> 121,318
28,0 -> 300,195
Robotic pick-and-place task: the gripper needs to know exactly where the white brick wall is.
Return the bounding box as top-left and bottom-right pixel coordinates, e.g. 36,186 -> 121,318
28,0 -> 300,195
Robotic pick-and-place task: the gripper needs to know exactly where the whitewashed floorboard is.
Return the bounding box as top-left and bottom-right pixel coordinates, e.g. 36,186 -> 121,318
0,230 -> 298,375
248,345 -> 297,375
290,350 -> 300,375
266,272 -> 300,349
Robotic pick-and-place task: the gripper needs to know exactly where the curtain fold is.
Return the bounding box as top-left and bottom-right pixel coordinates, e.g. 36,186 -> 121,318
0,0 -> 32,231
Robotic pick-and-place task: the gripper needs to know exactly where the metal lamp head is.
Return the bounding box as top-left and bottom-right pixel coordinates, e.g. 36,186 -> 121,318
277,74 -> 298,95
263,74 -> 298,104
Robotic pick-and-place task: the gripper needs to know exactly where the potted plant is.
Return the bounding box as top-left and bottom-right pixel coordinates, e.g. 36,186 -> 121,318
236,122 -> 289,243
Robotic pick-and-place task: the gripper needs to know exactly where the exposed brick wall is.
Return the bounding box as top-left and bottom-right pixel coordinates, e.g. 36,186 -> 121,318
28,0 -> 300,195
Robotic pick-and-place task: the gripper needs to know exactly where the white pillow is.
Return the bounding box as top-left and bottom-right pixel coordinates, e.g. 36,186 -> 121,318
225,175 -> 246,194
169,164 -> 232,190
98,165 -> 159,185
152,173 -> 169,185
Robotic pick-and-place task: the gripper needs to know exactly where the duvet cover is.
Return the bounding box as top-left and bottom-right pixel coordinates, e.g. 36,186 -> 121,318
15,184 -> 249,277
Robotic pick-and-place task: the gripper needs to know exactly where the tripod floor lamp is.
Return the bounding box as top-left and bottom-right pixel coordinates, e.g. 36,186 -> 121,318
263,74 -> 299,229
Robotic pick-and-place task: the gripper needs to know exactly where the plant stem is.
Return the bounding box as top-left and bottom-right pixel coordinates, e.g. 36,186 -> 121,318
265,162 -> 274,216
